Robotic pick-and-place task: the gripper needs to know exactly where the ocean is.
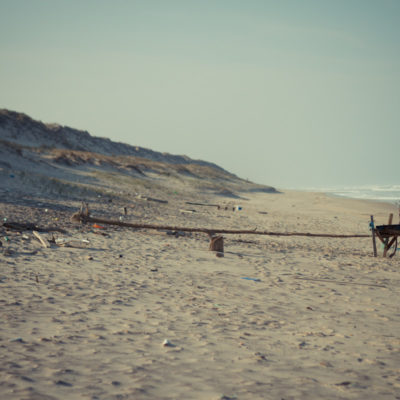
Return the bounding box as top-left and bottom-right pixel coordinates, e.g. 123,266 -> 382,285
307,185 -> 400,205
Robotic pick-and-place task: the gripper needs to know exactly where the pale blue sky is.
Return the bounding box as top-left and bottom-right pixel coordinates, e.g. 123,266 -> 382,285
1,0 -> 399,188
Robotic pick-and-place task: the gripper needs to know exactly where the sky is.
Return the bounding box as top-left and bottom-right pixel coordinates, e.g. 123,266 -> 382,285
0,0 -> 399,189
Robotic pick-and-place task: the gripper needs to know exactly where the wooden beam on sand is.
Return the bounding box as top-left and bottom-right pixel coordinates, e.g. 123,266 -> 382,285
71,207 -> 370,239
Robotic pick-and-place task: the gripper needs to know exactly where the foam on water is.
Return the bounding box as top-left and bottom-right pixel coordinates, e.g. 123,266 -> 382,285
305,185 -> 400,204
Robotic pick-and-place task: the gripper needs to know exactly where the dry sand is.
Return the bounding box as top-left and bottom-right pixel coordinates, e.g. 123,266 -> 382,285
1,189 -> 399,400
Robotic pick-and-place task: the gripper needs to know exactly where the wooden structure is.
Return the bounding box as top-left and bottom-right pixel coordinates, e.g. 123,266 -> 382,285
374,224 -> 400,258
371,213 -> 400,258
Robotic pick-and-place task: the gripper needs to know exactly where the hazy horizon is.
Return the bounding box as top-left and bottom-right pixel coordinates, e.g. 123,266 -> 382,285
1,1 -> 399,189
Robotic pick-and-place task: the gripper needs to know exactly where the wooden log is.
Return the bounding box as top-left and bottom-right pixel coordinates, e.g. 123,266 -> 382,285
370,216 -> 377,257
209,235 -> 224,257
71,208 -> 370,239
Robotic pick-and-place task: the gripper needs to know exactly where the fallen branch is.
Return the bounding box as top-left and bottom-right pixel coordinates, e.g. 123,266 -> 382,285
71,207 -> 369,239
33,231 -> 51,248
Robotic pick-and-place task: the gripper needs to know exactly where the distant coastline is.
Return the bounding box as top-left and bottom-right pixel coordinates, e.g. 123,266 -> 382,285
304,185 -> 400,205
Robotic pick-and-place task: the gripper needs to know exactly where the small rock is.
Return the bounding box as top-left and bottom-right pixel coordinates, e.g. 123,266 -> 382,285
87,256 -> 93,261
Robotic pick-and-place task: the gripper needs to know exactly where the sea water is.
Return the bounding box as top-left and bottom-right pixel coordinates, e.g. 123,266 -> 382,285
307,185 -> 400,205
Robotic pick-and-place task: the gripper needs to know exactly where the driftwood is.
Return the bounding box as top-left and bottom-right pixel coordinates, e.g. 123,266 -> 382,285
71,206 -> 369,239
185,201 -> 220,208
136,195 -> 168,204
33,231 -> 51,248
3,222 -> 66,233
180,209 -> 196,214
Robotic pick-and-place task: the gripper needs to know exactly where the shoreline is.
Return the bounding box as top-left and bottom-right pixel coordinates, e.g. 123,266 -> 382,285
289,185 -> 400,206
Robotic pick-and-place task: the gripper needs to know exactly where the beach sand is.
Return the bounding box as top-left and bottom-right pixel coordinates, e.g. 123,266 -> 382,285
1,189 -> 399,400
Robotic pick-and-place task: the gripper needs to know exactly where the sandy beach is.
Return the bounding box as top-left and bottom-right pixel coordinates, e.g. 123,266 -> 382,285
1,188 -> 399,400
2,0 -> 399,397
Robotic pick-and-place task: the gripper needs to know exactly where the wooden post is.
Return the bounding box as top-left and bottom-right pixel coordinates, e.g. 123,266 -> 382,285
370,216 -> 377,257
209,235 -> 224,257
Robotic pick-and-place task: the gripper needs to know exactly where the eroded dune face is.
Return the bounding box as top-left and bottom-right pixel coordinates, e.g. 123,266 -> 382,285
0,109 -> 275,202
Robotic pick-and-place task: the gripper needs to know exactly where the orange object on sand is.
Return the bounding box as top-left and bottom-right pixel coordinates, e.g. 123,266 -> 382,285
93,223 -> 105,229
